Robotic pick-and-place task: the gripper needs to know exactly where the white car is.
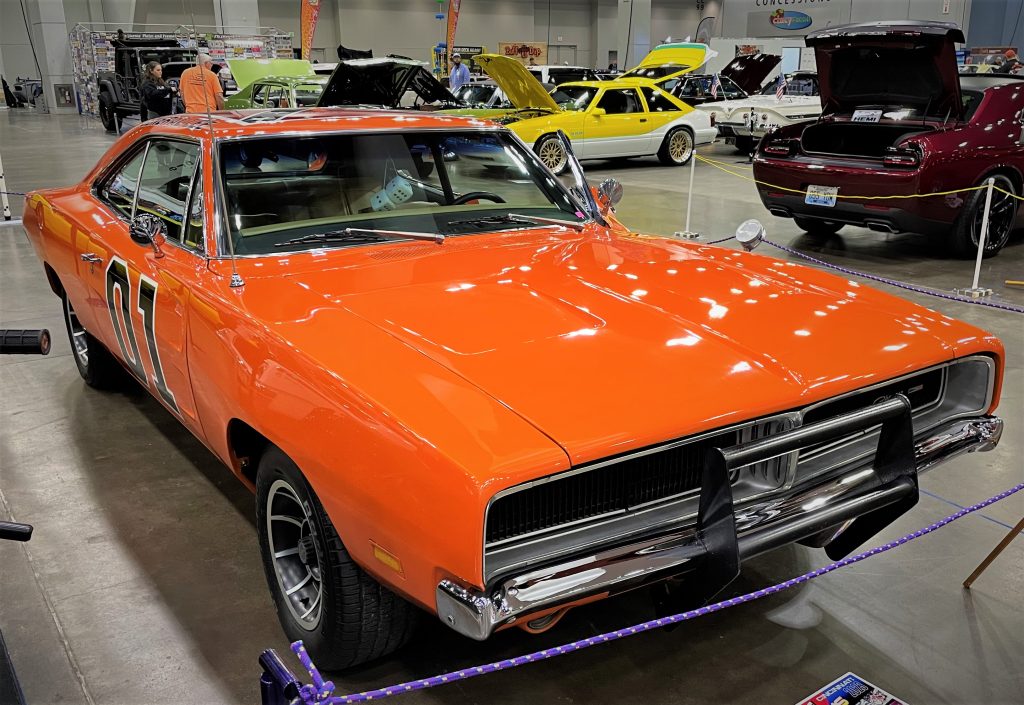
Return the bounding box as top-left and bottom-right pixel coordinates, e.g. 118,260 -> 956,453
698,71 -> 822,152
528,65 -> 602,85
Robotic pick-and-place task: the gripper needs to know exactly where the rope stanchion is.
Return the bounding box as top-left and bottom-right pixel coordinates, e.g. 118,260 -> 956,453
760,239 -> 1024,314
265,482 -> 1024,704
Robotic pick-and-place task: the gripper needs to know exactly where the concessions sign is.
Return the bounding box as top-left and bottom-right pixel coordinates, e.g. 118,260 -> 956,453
797,673 -> 908,705
498,42 -> 548,66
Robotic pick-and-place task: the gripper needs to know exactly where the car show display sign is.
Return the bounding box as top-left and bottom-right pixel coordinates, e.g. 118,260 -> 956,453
797,672 -> 908,705
721,0 -> 848,38
498,42 -> 548,66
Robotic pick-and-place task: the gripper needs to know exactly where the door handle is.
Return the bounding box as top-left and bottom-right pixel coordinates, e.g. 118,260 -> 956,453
639,118 -> 648,123
80,253 -> 103,264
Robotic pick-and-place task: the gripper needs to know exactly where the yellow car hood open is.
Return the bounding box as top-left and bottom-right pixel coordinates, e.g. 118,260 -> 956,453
624,42 -> 716,77
474,54 -> 561,113
226,58 -> 316,91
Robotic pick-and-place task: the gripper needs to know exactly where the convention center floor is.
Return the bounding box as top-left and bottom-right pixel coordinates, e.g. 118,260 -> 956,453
1,109 -> 1022,704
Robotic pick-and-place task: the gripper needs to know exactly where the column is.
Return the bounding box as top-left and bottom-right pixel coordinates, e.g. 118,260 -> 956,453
617,0 -> 651,70
27,0 -> 76,113
214,0 -> 260,32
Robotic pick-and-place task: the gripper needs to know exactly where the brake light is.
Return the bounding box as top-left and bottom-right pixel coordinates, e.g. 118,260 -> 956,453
763,139 -> 795,157
883,147 -> 920,168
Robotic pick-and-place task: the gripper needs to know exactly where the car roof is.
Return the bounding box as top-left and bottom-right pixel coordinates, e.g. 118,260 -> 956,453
558,78 -> 655,89
143,108 -> 499,139
530,65 -> 592,70
961,74 -> 1024,90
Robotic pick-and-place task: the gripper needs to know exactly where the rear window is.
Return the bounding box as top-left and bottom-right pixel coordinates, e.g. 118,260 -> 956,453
962,89 -> 984,121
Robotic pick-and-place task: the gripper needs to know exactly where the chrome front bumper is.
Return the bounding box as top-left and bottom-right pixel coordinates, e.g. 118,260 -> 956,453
436,414 -> 1002,640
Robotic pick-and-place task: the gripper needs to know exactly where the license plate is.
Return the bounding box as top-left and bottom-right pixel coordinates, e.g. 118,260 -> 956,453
805,185 -> 838,207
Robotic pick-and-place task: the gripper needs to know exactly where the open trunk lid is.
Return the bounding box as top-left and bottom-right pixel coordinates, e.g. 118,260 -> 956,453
474,54 -> 561,113
318,58 -> 461,108
622,43 -> 716,80
721,53 -> 781,94
806,21 -> 965,121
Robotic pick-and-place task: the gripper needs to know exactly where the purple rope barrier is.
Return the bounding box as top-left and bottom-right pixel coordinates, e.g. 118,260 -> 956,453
288,482 -> 1024,704
759,239 -> 1024,315
0,191 -> 26,197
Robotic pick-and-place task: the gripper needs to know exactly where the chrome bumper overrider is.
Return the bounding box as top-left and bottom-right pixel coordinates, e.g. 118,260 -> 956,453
436,414 -> 1002,640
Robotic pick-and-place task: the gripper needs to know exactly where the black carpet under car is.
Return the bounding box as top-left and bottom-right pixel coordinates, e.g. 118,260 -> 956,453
0,630 -> 26,705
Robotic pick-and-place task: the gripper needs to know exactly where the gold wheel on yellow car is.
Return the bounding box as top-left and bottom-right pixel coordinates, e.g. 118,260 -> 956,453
658,127 -> 693,166
535,135 -> 569,175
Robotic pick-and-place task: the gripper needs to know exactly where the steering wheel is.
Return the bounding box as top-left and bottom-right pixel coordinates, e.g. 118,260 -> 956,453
451,191 -> 506,205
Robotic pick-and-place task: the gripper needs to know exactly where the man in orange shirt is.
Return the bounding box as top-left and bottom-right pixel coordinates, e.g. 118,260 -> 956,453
180,53 -> 225,113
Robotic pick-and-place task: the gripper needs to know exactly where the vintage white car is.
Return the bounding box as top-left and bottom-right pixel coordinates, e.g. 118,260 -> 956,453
698,71 -> 822,152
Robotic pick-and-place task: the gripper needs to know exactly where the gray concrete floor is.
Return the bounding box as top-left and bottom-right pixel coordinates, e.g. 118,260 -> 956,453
1,109 -> 1021,705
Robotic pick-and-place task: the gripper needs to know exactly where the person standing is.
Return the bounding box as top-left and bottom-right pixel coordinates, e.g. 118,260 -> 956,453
449,52 -> 470,92
180,53 -> 224,113
996,49 -> 1021,74
140,61 -> 175,120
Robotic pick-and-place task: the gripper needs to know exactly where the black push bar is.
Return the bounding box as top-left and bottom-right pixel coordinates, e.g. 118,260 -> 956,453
0,522 -> 33,542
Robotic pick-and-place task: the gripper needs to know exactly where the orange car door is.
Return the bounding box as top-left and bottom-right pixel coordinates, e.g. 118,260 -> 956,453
86,138 -> 204,433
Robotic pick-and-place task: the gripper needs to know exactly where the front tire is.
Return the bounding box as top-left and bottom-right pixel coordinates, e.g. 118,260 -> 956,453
62,294 -> 123,389
947,174 -> 1016,258
794,216 -> 843,238
256,446 -> 417,670
535,134 -> 569,175
98,93 -> 121,133
658,128 -> 694,166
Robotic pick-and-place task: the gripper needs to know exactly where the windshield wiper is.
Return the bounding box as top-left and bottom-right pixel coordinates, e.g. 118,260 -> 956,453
446,213 -> 587,232
275,227 -> 444,248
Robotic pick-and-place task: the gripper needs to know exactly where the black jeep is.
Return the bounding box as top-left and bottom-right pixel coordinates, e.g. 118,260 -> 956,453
96,39 -> 196,131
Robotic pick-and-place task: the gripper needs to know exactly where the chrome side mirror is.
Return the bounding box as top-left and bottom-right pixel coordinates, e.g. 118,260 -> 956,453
129,214 -> 166,258
596,178 -> 623,214
734,219 -> 765,251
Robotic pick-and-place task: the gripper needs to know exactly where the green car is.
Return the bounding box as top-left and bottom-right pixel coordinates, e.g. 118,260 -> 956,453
224,59 -> 329,109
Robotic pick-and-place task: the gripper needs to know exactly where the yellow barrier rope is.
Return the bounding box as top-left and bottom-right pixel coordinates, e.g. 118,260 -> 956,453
695,153 -> 1024,202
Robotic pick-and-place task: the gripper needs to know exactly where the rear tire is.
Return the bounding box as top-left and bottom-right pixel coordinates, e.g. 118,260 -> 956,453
62,294 -> 124,389
256,446 -> 418,670
535,134 -> 569,175
98,93 -> 121,132
947,174 -> 1016,258
794,217 -> 843,238
657,128 -> 694,166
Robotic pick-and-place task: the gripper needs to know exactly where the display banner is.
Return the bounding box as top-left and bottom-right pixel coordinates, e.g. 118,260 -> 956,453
721,0 -> 850,38
300,0 -> 321,60
797,672 -> 908,705
497,41 -> 548,65
446,0 -> 462,59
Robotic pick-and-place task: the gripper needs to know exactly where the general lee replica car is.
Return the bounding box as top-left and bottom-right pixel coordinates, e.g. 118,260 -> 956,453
753,21 -> 1024,257
23,109 -> 1004,669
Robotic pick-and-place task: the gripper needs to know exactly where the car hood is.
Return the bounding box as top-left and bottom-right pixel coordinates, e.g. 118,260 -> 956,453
235,230 -> 974,466
806,21 -> 965,120
318,58 -> 462,108
226,58 -> 315,90
475,54 -> 561,113
624,43 -> 716,80
721,53 -> 781,94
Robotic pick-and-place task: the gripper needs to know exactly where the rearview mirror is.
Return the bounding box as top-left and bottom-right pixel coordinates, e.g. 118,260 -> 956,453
596,178 -> 623,215
129,214 -> 166,258
591,107 -> 606,117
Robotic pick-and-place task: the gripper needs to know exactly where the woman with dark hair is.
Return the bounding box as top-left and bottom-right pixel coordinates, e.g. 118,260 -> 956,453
140,61 -> 174,120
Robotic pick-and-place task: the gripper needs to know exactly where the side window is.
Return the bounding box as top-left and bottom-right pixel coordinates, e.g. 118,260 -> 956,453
529,69 -> 542,82
641,87 -> 680,113
267,86 -> 289,108
251,84 -> 268,106
134,140 -> 201,243
597,89 -> 641,114
184,183 -> 204,250
100,148 -> 147,219
722,78 -> 744,98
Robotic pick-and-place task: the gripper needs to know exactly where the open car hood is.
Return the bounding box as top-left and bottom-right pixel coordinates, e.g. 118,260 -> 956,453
806,21 -> 965,120
622,43 -> 717,80
474,54 -> 561,113
226,59 -> 315,90
318,58 -> 462,108
721,53 -> 781,94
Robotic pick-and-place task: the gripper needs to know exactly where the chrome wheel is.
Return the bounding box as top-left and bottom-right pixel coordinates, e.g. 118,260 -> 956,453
537,138 -> 567,173
668,130 -> 693,164
266,479 -> 324,630
971,175 -> 1015,254
64,297 -> 89,367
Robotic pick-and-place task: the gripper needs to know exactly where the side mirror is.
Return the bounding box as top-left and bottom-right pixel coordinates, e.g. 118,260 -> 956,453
591,107 -> 606,117
596,178 -> 623,215
129,214 -> 166,258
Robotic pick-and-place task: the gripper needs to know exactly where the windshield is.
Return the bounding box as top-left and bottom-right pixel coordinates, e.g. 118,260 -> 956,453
220,131 -> 584,254
621,63 -> 689,80
550,85 -> 598,111
293,84 -> 323,106
760,75 -> 818,96
454,84 -> 500,106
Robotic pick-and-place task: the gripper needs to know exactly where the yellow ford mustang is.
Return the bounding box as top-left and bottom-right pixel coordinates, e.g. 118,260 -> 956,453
473,54 -> 717,174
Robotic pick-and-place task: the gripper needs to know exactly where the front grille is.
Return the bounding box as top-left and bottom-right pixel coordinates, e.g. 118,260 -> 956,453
486,431 -> 741,545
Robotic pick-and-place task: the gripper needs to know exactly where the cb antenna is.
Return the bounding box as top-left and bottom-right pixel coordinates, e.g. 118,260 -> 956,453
182,0 -> 244,287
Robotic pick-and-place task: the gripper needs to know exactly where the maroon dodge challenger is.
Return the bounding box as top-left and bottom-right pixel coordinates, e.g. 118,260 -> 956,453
752,21 -> 1023,258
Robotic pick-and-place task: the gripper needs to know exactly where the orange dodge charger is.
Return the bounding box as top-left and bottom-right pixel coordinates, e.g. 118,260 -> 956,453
23,109 -> 1004,668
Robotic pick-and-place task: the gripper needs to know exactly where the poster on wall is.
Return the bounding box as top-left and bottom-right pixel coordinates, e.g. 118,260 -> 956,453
735,44 -> 763,57
497,42 -> 548,66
